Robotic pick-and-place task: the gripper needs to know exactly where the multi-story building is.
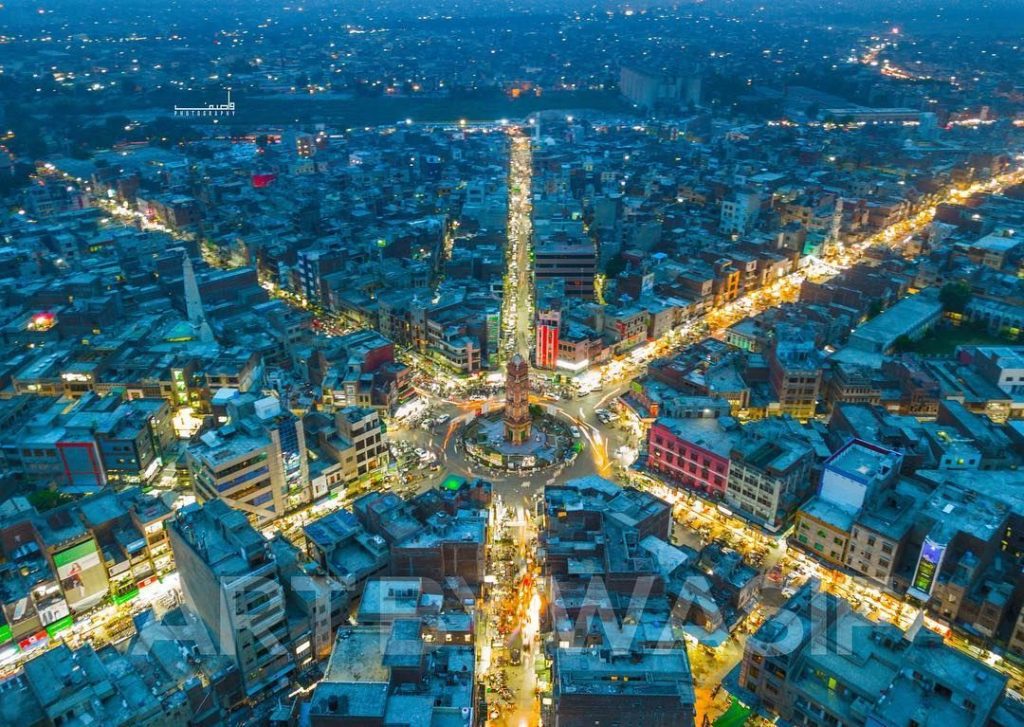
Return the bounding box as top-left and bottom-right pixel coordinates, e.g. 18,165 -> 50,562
552,648 -> 696,727
725,422 -> 815,532
739,581 -> 1022,727
647,415 -> 734,499
334,406 -> 388,481
303,508 -> 390,595
302,408 -> 388,498
541,477 -> 695,726
766,326 -> 824,421
296,246 -> 345,305
971,345 -> 1024,397
720,189 -> 762,235
603,304 -> 650,354
77,488 -> 173,605
619,65 -> 699,110
844,478 -> 929,589
534,236 -> 597,299
535,304 -> 561,370
169,500 -> 294,699
62,392 -> 175,488
308,616 -> 476,727
378,289 -> 496,374
316,329 -> 411,413
794,439 -> 902,567
186,394 -> 307,523
1,643 -> 173,726
389,508 -> 489,588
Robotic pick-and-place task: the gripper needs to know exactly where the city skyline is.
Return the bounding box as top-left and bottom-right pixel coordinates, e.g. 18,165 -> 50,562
1,2 -> 1024,727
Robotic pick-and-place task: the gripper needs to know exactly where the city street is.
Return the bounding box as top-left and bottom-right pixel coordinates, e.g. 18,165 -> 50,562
10,4 -> 1024,726
501,132 -> 535,362
478,500 -> 543,726
36,125 -> 1024,725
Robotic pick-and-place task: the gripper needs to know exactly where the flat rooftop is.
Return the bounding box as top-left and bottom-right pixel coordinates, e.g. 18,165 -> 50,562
556,647 -> 695,700
827,439 -> 900,484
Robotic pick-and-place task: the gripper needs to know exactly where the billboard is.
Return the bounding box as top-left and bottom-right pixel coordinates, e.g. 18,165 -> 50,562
37,598 -> 70,627
3,595 -> 35,627
911,536 -> 947,598
18,630 -> 48,654
54,539 -> 107,611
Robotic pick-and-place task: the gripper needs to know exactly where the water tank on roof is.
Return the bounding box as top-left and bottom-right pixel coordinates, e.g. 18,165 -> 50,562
254,396 -> 282,420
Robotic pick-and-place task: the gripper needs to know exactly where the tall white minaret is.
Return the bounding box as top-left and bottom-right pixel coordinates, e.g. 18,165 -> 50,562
182,252 -> 215,343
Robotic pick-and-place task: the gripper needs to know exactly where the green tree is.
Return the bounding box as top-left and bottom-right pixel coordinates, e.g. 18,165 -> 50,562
939,280 -> 972,314
28,489 -> 73,512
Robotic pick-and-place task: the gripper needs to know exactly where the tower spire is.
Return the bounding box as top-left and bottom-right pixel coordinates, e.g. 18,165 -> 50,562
182,252 -> 215,343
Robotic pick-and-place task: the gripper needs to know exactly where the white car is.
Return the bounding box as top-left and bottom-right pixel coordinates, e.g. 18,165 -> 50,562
414,448 -> 429,459
435,414 -> 451,425
570,426 -> 581,438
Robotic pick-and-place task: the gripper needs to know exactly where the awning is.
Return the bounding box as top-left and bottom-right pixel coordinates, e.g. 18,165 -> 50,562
713,698 -> 751,727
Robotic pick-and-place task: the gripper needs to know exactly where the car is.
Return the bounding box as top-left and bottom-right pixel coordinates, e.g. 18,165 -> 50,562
435,413 -> 451,425
570,426 -> 581,438
414,447 -> 428,459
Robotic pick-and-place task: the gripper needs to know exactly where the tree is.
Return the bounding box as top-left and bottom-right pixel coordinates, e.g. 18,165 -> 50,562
604,254 -> 627,278
939,280 -> 972,314
892,334 -> 913,353
28,489 -> 74,512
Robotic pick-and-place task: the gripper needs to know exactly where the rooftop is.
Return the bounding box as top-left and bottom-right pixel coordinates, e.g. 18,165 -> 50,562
556,647 -> 695,701
826,438 -> 901,485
